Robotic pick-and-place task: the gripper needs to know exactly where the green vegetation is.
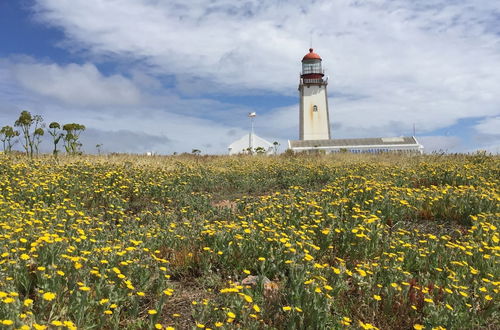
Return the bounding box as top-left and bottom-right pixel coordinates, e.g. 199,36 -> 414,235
0,154 -> 498,329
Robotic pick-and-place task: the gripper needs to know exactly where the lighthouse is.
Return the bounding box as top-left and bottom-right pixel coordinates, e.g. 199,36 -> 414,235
299,48 -> 331,140
289,48 -> 424,154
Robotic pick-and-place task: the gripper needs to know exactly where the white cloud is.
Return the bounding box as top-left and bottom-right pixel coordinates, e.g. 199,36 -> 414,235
1,0 -> 498,153
11,60 -> 141,107
30,0 -> 500,137
474,116 -> 500,136
417,135 -> 462,153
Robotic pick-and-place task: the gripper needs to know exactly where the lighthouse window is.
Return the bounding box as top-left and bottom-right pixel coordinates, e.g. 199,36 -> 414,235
302,61 -> 322,74
313,105 -> 318,112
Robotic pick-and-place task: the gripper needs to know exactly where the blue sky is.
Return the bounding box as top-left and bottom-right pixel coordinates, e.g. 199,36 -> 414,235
1,0 -> 499,154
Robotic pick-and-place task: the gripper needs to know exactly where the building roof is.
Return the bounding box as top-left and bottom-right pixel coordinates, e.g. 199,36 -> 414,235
302,48 -> 322,61
228,133 -> 274,155
289,136 -> 422,149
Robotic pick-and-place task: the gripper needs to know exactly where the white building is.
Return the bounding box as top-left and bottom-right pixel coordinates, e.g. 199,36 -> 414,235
289,136 -> 424,154
289,48 -> 424,154
228,133 -> 274,155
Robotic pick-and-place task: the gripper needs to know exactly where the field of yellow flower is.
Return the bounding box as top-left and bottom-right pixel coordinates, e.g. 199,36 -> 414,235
0,153 -> 498,329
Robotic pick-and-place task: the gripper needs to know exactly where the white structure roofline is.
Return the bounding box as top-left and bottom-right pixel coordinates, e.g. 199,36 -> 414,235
290,143 -> 423,150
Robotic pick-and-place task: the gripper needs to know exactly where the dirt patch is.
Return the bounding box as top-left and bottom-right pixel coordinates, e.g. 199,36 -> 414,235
161,280 -> 213,329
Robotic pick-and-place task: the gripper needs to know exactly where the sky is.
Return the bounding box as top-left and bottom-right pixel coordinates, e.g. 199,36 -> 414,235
0,0 -> 499,154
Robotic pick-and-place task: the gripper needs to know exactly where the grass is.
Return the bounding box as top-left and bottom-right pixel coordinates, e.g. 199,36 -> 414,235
0,153 -> 498,329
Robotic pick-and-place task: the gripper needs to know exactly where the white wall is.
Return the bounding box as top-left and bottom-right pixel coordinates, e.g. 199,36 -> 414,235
300,84 -> 330,140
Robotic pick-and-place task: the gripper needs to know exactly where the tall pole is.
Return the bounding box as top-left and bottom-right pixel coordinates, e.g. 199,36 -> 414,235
248,112 -> 256,154
251,116 -> 254,151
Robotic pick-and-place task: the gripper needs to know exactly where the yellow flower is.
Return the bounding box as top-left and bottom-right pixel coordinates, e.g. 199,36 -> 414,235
253,304 -> 261,312
20,254 -> 30,260
154,324 -> 162,329
104,310 -> 113,315
282,306 -> 292,311
413,325 -> 425,330
42,292 -> 56,301
1,320 -> 14,325
33,324 -> 48,330
79,286 -> 91,291
373,295 -> 382,301
227,311 -> 236,318
148,309 -> 158,315
24,298 -> 34,306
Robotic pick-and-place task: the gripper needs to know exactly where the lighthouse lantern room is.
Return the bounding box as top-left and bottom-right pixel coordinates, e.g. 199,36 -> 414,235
299,48 -> 331,140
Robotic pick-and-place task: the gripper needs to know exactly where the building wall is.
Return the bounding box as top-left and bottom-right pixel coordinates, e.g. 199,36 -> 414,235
299,84 -> 331,140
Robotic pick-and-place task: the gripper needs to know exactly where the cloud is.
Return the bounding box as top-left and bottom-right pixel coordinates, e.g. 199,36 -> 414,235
79,128 -> 171,154
11,60 -> 141,107
30,1 -> 500,138
417,135 -> 462,153
474,116 -> 500,136
1,0 -> 499,154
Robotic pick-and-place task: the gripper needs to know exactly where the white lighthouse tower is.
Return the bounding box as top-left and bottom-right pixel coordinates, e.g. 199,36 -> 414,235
299,48 -> 331,140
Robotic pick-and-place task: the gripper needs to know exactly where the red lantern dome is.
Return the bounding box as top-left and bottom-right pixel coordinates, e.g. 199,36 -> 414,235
301,48 -> 324,81
302,48 -> 322,61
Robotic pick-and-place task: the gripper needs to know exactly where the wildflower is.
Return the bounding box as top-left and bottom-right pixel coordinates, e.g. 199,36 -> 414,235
148,309 -> 158,315
33,324 -> 48,330
413,325 -> 424,330
253,304 -> 261,312
242,294 -> 253,303
42,292 -> 56,301
373,295 -> 382,301
282,306 -> 292,311
359,320 -> 379,329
